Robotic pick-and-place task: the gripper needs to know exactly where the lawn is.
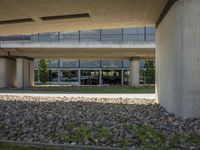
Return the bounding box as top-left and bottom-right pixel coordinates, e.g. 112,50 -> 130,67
23,85 -> 155,93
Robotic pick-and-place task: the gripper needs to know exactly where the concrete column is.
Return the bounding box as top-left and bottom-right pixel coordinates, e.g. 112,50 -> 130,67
29,59 -> 34,87
58,69 -> 60,83
156,0 -> 200,118
129,58 -> 140,86
121,69 -> 124,86
16,58 -> 34,88
99,69 -> 102,86
0,57 -> 16,87
78,69 -> 81,85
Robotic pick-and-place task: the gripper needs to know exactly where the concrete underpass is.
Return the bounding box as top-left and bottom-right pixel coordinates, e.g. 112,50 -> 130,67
0,0 -> 199,118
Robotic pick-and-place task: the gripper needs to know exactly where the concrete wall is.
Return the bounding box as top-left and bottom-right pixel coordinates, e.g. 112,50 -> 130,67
156,0 -> 200,118
16,58 -> 34,88
0,58 -> 16,87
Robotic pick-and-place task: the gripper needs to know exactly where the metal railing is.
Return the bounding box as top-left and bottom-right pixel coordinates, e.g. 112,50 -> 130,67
0,28 -> 155,43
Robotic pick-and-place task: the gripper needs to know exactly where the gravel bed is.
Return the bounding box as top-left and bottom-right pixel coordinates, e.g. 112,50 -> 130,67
0,95 -> 199,149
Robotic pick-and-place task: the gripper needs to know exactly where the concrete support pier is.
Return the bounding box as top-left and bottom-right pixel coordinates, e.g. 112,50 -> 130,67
0,57 -> 16,88
156,0 -> 200,118
129,57 -> 140,86
16,58 -> 34,88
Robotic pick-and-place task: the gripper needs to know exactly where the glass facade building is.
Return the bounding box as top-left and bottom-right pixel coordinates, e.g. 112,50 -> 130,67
34,59 -> 149,85
0,26 -> 155,85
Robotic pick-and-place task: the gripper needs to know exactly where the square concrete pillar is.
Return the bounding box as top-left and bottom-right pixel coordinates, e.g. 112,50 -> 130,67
16,58 -> 34,88
156,0 -> 200,118
129,58 -> 140,86
78,69 -> 81,85
29,60 -> 34,87
0,57 -> 16,88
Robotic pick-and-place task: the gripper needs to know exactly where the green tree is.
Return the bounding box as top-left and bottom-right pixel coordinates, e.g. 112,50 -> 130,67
143,60 -> 155,84
38,59 -> 48,84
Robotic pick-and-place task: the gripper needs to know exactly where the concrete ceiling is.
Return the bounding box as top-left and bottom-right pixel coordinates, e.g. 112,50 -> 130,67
0,0 -> 168,35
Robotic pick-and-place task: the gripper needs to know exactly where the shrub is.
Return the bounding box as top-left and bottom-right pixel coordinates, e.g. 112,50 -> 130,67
38,59 -> 48,84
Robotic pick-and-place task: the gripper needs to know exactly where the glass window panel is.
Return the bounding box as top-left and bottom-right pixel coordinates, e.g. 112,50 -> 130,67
80,34 -> 100,42
146,35 -> 155,42
80,60 -> 100,68
34,60 -> 38,68
102,70 -> 121,77
59,31 -> 79,42
123,28 -> 137,34
123,35 -> 138,42
140,60 -> 145,68
0,35 -> 31,41
48,60 -> 58,68
101,29 -> 122,34
101,34 -> 122,42
60,31 -> 79,35
30,35 -> 39,42
59,34 -> 79,42
123,70 -> 129,85
146,27 -> 155,34
138,27 -> 145,34
38,35 -> 58,42
123,60 -> 129,68
60,60 -> 79,68
138,35 -> 145,42
101,60 -> 123,68
48,70 -> 58,82
80,29 -> 100,35
59,70 -> 78,82
34,70 -> 38,82
39,32 -> 58,36
81,70 -> 100,76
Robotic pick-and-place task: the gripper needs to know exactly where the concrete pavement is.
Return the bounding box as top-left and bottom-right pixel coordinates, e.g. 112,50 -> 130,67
0,92 -> 155,99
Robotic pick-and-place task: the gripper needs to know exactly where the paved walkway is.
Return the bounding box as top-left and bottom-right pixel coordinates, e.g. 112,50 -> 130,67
0,92 -> 155,99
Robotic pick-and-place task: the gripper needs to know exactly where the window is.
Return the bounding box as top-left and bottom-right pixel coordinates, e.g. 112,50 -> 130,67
101,29 -> 122,42
123,60 -> 129,68
59,70 -> 78,82
48,60 -> 59,68
60,60 -> 79,68
59,31 -> 79,42
38,32 -> 58,42
34,60 -> 38,68
48,70 -> 58,82
80,60 -> 100,68
34,70 -> 38,82
80,29 -> 100,42
101,60 -> 123,68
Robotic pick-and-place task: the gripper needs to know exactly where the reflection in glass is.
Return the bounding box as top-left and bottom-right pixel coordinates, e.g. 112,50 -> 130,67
48,60 -> 59,68
34,70 -> 38,82
80,60 -> 100,68
123,70 -> 129,85
48,70 -> 58,82
102,70 -> 121,85
60,70 -> 78,82
60,60 -> 79,68
81,70 -> 100,85
101,60 -> 122,68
